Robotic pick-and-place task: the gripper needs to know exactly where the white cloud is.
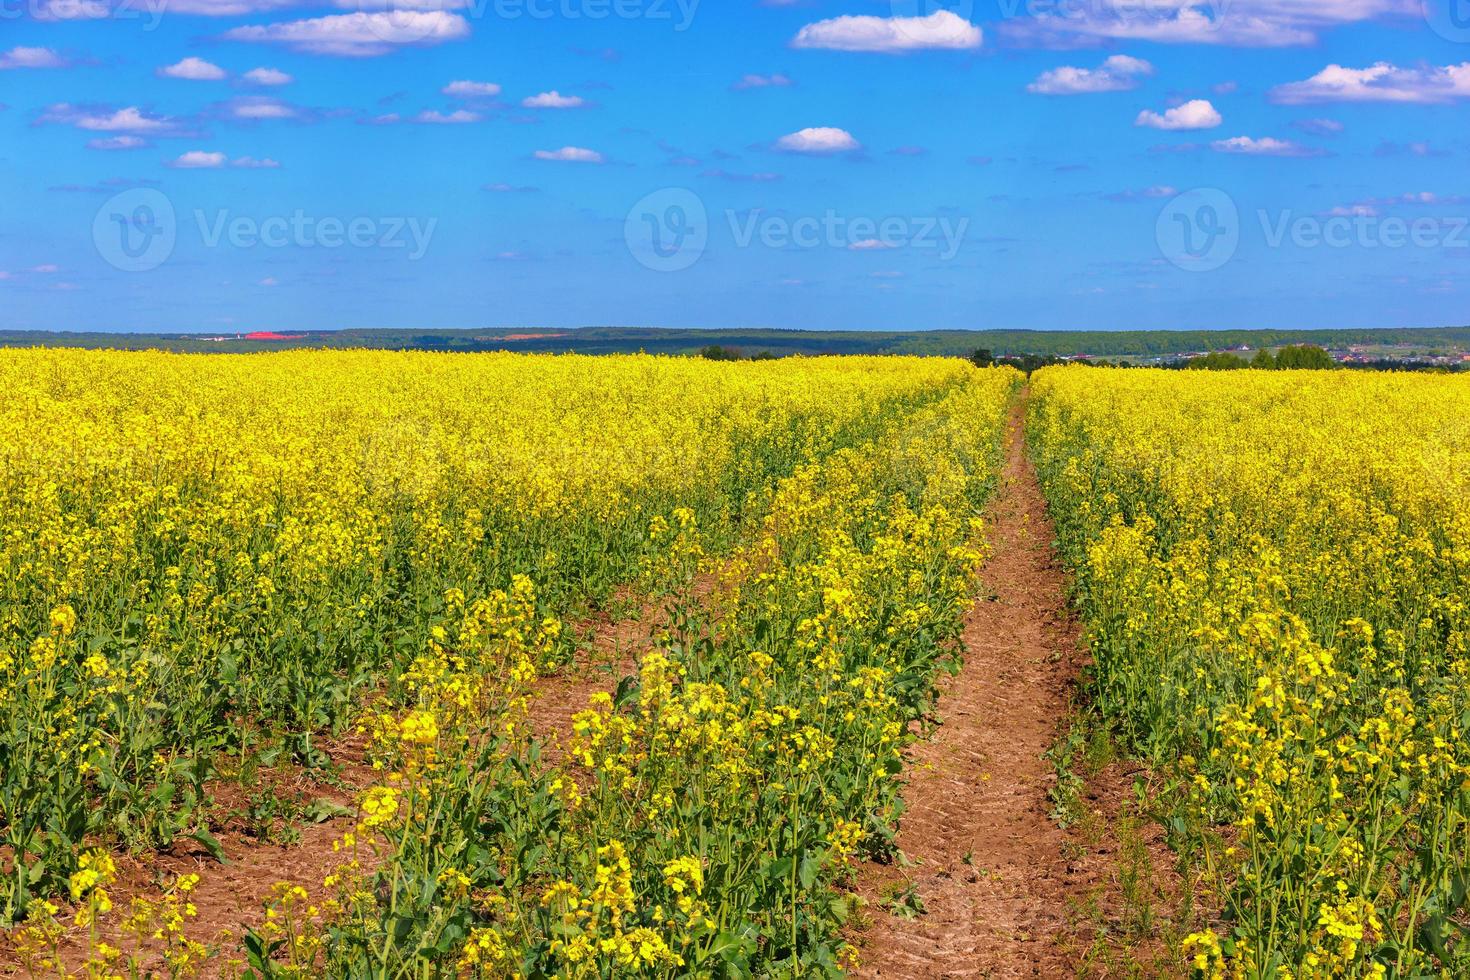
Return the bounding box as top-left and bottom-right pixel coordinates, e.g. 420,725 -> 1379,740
1136,99 -> 1222,130
232,156 -> 281,168
1003,0 -> 1414,48
259,277 -> 279,286
158,57 -> 227,81
1345,191 -> 1468,210
792,11 -> 982,53
733,73 -> 793,90
0,46 -> 69,70
416,109 -> 481,123
221,12 -> 470,57
521,90 -> 585,109
33,264 -> 60,273
849,239 -> 896,251
1211,135 -> 1317,157
230,97 -> 297,119
443,80 -> 500,98
170,150 -> 228,168
31,0 -> 109,18
775,127 -> 861,154
243,67 -> 293,86
1027,54 -> 1154,94
1292,117 -> 1344,136
1271,62 -> 1470,104
533,146 -> 604,163
1106,185 -> 1179,201
42,104 -> 181,135
87,135 -> 148,150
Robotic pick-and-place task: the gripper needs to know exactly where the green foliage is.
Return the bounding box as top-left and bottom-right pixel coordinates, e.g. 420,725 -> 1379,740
1186,352 -> 1249,371
1271,344 -> 1335,370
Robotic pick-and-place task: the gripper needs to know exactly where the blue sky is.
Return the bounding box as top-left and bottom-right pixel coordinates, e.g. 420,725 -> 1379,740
1,1 -> 1467,333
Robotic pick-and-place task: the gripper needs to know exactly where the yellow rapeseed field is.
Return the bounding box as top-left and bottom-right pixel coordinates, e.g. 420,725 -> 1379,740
0,348 -> 1020,977
1030,367 -> 1470,978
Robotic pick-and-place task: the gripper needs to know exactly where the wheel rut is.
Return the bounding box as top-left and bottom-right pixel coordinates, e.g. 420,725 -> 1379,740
856,397 -> 1097,979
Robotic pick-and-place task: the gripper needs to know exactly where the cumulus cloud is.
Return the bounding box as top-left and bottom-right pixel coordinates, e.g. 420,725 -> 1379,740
227,96 -> 298,119
775,127 -> 861,154
701,169 -> 782,183
243,67 -> 293,86
1002,0 -> 1414,48
849,239 -> 896,251
1271,62 -> 1470,104
1027,54 -> 1153,94
416,109 -> 481,123
792,11 -> 982,53
733,73 -> 793,90
41,104 -> 185,136
87,135 -> 149,150
170,150 -> 227,168
221,11 -> 470,57
0,46 -> 69,70
521,91 -> 585,109
158,57 -> 227,81
1105,185 -> 1180,201
232,155 -> 281,168
443,80 -> 500,98
1211,135 -> 1319,157
533,146 -> 604,163
1135,98 -> 1222,130
31,0 -> 110,19
1292,117 -> 1344,136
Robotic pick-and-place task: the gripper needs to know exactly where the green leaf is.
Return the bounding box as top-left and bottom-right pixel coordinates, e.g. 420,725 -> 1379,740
798,851 -> 820,891
189,828 -> 229,865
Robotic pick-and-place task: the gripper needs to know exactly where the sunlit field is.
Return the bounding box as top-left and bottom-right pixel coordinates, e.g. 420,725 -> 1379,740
1030,367 -> 1470,977
0,349 -> 1018,976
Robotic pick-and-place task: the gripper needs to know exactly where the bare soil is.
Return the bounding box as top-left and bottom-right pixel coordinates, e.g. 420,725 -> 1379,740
853,401 -> 1183,979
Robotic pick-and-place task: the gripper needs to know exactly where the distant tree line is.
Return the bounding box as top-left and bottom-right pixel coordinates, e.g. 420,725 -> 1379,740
1183,345 -> 1336,371
697,345 -> 780,362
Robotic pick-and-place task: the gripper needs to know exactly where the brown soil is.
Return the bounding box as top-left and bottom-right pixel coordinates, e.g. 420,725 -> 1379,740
852,399 -> 1183,979
0,593 -> 671,979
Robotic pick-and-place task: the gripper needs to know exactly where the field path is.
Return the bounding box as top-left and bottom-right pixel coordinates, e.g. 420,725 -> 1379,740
857,395 -> 1093,979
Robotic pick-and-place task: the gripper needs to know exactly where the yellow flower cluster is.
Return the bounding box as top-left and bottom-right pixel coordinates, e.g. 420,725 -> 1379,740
1030,367 -> 1470,977
0,348 -> 976,911
218,363 -> 1018,977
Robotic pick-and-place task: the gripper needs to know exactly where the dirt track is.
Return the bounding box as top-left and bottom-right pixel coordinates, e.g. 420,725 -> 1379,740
856,400 -> 1101,979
